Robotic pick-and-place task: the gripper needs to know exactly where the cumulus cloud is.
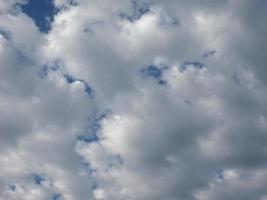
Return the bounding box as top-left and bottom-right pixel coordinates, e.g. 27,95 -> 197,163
0,0 -> 267,199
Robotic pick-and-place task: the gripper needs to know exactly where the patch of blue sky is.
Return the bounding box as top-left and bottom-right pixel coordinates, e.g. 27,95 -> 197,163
59,0 -> 78,7
50,59 -> 63,71
64,74 -> 94,97
52,193 -> 62,200
88,112 -> 108,134
80,159 -> 97,175
158,80 -> 167,85
180,61 -> 206,71
142,65 -> 162,78
0,28 -> 11,40
141,64 -> 168,85
39,65 -> 49,79
64,74 -> 76,84
159,15 -> 180,27
39,64 -> 94,97
83,82 -> 93,97
77,134 -> 98,144
216,169 -> 224,181
20,0 -> 59,33
77,111 -> 108,144
39,59 -> 63,79
32,173 -> 45,185
218,173 -> 224,180
69,0 -> 78,6
119,0 -> 150,22
203,50 -> 216,58
9,185 -> 16,192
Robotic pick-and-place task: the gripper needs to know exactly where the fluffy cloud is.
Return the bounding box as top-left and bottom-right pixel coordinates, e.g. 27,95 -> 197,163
0,0 -> 267,200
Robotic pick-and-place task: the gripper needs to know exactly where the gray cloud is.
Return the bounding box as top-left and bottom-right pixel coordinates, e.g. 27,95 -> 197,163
0,0 -> 267,199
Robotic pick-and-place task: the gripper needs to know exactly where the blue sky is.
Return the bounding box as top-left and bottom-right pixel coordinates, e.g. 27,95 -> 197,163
21,0 -> 56,32
1,0 -> 267,200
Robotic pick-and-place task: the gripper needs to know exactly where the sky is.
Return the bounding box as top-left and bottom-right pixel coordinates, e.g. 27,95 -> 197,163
0,0 -> 267,199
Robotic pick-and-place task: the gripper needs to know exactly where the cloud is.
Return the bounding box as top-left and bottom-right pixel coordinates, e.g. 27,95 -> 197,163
0,0 -> 267,199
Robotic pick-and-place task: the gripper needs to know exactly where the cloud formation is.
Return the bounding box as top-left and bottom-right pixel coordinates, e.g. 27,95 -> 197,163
1,0 -> 267,199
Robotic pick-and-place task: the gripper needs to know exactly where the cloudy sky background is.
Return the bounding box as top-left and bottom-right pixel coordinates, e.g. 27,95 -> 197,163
0,0 -> 267,199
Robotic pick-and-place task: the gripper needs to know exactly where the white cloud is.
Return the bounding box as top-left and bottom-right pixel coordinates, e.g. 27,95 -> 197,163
1,0 -> 267,199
